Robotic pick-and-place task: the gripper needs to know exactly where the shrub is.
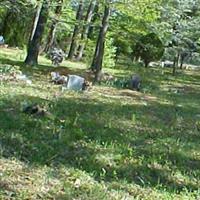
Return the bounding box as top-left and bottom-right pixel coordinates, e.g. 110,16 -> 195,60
133,33 -> 164,67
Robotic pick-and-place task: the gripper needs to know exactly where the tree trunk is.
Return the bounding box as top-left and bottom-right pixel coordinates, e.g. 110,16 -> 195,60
76,0 -> 96,60
91,4 -> 110,82
179,53 -> 187,70
87,3 -> 99,39
67,0 -> 84,60
180,57 -> 183,69
144,60 -> 149,68
172,53 -> 179,75
25,0 -> 50,66
44,0 -> 63,53
29,3 -> 42,43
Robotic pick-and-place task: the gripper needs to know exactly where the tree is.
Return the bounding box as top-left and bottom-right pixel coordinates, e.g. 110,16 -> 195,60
44,0 -> 64,53
28,3 -> 42,44
75,0 -> 97,60
153,0 -> 200,75
0,0 -> 36,47
91,1 -> 110,82
133,33 -> 164,67
25,0 -> 50,66
108,0 -> 161,64
67,0 -> 84,59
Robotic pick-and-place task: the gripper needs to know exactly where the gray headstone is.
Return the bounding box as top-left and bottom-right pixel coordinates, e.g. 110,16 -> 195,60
64,75 -> 85,91
130,75 -> 141,91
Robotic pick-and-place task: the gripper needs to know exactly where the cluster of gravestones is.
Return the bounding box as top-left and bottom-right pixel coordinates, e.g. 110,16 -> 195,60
50,72 -> 91,91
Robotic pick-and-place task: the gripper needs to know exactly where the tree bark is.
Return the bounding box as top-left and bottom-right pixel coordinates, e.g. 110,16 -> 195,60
144,60 -> 149,68
76,0 -> 96,60
172,53 -> 179,75
44,0 -> 63,53
29,3 -> 42,43
87,3 -> 99,39
25,0 -> 50,66
179,52 -> 189,70
180,56 -> 184,69
67,0 -> 84,60
91,4 -> 110,82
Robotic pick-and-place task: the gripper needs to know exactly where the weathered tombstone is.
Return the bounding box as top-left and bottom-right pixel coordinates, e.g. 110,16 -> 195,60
130,75 -> 141,91
64,75 -> 85,91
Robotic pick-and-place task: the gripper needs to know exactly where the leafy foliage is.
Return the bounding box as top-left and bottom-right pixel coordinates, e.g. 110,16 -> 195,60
133,33 -> 164,67
103,36 -> 117,68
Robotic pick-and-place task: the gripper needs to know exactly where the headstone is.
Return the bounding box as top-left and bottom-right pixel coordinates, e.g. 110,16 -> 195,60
64,75 -> 85,91
130,75 -> 141,91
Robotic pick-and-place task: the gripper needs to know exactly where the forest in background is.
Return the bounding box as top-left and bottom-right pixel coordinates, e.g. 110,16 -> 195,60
1,0 -> 200,77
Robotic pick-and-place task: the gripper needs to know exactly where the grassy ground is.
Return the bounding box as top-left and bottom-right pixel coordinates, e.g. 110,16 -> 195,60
0,47 -> 200,200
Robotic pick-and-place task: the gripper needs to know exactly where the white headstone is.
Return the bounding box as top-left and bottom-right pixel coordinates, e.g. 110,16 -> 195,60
65,75 -> 85,91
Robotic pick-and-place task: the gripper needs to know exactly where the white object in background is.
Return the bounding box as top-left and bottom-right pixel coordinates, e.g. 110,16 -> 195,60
64,75 -> 85,91
0,36 -> 4,45
16,74 -> 32,85
16,74 -> 28,80
26,80 -> 32,85
51,72 -> 60,81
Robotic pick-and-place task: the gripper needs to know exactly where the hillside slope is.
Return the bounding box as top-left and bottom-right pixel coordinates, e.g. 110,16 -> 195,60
0,48 -> 200,200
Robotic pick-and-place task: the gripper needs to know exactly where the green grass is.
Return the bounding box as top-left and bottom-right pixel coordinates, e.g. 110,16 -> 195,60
0,47 -> 200,199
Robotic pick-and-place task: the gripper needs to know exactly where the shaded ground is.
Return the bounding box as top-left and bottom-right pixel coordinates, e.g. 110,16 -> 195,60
0,47 -> 200,199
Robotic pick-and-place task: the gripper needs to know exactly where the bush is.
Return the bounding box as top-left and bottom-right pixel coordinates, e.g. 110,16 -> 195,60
133,33 -> 164,67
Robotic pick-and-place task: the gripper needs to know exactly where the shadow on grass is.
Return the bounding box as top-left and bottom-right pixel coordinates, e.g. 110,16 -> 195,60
0,93 -> 200,193
0,57 -> 93,81
0,57 -> 52,73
